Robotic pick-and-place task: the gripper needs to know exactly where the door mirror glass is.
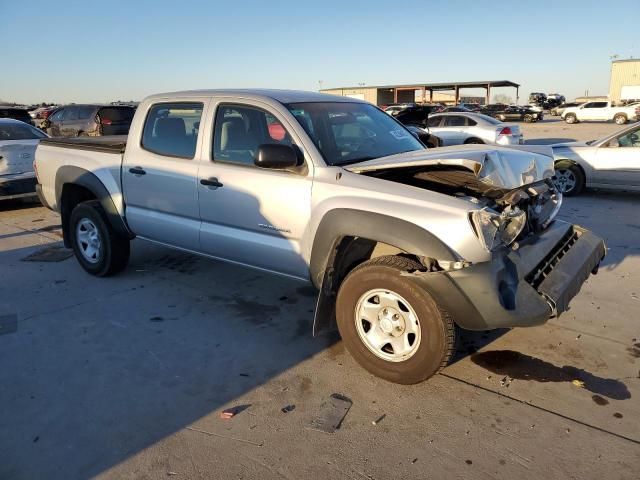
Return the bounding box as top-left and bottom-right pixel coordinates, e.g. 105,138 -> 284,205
254,144 -> 299,169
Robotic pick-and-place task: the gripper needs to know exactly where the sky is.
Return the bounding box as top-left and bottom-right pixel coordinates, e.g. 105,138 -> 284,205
1,0 -> 638,105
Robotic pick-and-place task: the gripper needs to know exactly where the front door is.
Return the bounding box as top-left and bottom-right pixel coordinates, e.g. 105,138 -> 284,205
122,100 -> 207,251
197,101 -> 312,279
593,125 -> 640,186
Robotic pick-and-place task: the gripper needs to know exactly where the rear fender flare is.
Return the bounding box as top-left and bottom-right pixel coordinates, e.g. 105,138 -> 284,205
55,165 -> 133,245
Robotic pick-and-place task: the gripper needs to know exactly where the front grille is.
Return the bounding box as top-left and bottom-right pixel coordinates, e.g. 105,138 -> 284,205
526,228 -> 580,289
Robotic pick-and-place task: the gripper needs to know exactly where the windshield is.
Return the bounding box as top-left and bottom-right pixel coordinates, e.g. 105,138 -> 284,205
0,122 -> 47,140
286,102 -> 424,166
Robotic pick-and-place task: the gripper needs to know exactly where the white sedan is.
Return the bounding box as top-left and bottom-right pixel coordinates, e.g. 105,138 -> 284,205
0,118 -> 48,200
551,122 -> 640,195
424,112 -> 524,146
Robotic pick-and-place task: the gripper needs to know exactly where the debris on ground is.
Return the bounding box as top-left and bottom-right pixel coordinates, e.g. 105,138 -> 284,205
575,334 -> 582,340
572,379 -> 585,388
308,393 -> 352,433
500,376 -> 512,387
281,404 -> 295,413
372,414 -> 386,425
219,404 -> 251,419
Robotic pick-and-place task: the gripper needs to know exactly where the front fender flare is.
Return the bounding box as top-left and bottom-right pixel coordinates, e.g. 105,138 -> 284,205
309,208 -> 459,335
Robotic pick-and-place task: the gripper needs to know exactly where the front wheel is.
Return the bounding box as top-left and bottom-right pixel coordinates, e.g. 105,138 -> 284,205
523,114 -> 534,123
335,256 -> 455,384
69,201 -> 130,276
553,161 -> 585,196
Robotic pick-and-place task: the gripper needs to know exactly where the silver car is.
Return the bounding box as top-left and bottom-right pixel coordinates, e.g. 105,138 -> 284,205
425,112 -> 524,146
552,122 -> 640,195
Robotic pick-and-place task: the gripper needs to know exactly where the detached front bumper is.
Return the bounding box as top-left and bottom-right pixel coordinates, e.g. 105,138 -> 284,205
409,221 -> 605,330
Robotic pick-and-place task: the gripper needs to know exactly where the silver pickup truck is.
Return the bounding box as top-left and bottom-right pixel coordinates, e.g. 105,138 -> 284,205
34,89 -> 605,384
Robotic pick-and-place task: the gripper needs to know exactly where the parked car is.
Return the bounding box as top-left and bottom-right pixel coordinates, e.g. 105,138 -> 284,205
382,103 -> 415,116
405,125 -> 441,148
425,112 -> 524,146
528,92 -> 547,106
0,118 -> 48,200
483,105 -> 542,122
561,101 -> 639,125
550,102 -> 581,116
457,103 -> 483,112
393,105 -> 443,128
41,104 -> 136,137
551,122 -> 640,195
34,89 -> 605,385
0,107 -> 35,126
439,106 -> 474,113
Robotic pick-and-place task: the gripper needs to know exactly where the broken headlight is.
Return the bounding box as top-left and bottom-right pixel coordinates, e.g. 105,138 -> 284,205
470,206 -> 526,251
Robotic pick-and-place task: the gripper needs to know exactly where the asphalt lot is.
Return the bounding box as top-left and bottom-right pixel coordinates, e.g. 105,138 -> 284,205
1,119 -> 638,479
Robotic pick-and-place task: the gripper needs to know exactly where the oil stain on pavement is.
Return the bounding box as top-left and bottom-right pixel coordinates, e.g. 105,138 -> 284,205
471,350 -> 631,400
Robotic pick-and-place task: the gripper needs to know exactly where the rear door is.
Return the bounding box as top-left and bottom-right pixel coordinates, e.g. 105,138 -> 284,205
122,100 -> 207,250
431,115 -> 467,145
593,125 -> 640,186
197,100 -> 312,279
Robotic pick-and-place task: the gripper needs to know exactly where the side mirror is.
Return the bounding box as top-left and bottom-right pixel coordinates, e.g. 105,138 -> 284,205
608,138 -> 619,148
254,144 -> 299,169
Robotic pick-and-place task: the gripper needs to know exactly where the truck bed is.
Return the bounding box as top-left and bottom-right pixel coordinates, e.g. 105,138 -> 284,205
39,136 -> 127,154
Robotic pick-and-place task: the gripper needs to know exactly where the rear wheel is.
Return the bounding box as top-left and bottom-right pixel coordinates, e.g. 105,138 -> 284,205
464,137 -> 484,144
69,201 -> 130,276
335,255 -> 455,384
553,161 -> 585,196
565,113 -> 577,124
614,114 -> 627,125
523,114 -> 534,123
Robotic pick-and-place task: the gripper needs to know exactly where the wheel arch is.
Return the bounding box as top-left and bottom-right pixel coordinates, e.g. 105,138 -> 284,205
309,208 -> 458,335
55,165 -> 133,247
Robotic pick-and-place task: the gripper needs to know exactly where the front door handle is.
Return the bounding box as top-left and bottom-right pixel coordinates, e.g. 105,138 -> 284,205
200,177 -> 223,188
129,167 -> 146,176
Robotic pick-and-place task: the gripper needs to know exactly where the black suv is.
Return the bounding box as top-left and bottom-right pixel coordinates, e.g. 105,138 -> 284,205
42,104 -> 136,137
0,107 -> 35,126
481,104 -> 542,123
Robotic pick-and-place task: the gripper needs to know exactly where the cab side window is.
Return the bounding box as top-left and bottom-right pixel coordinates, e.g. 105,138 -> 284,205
141,102 -> 203,159
212,104 -> 293,166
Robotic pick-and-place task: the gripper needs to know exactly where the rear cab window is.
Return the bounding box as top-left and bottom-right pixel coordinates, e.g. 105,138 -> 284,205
141,102 -> 203,158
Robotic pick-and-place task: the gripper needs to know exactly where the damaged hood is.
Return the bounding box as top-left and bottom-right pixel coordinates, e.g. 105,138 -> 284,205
345,144 -> 555,190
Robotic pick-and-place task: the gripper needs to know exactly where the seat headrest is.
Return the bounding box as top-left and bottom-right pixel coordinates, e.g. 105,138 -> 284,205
155,117 -> 186,138
220,117 -> 250,150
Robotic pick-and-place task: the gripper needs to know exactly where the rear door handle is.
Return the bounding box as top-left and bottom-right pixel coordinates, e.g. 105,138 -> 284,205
200,177 -> 223,188
129,167 -> 146,176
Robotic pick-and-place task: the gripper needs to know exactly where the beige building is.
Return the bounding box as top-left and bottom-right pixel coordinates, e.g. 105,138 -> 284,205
609,59 -> 640,103
321,80 -> 520,106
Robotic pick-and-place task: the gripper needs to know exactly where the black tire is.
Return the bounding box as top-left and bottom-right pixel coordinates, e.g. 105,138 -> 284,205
464,137 -> 484,144
614,114 -> 627,125
565,113 -> 577,124
553,161 -> 585,196
69,201 -> 130,276
335,255 -> 455,384
523,114 -> 534,123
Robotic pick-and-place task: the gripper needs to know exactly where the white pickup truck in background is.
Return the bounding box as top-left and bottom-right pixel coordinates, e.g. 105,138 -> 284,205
561,101 -> 640,125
